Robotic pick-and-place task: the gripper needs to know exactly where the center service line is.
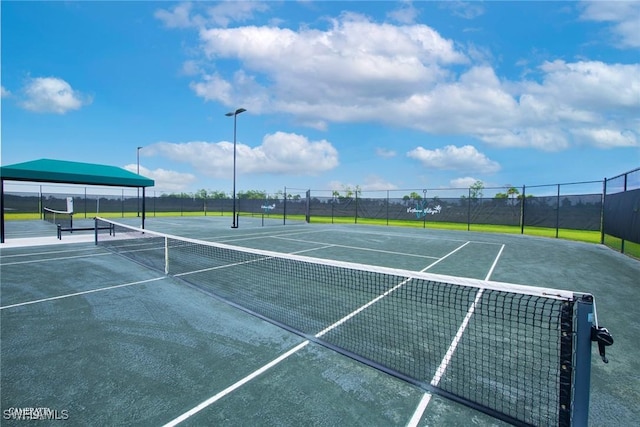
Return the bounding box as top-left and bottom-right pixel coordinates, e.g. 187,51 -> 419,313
407,244 -> 505,427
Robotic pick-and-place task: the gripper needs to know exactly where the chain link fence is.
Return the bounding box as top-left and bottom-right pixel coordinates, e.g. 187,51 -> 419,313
3,173 -> 638,257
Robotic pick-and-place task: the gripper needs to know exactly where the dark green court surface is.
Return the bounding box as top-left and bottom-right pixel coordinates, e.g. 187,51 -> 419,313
1,217 -> 638,426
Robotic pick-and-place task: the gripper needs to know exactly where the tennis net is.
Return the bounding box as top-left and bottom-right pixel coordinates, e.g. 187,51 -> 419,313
43,207 -> 73,229
94,217 -> 598,426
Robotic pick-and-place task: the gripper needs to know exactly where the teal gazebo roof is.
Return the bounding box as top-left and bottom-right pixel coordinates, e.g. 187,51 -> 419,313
0,158 -> 154,187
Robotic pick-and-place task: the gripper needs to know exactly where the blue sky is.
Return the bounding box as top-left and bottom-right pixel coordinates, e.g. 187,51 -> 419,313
2,1 -> 639,197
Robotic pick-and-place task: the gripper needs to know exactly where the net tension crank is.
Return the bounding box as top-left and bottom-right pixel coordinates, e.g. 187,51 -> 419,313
591,326 -> 613,363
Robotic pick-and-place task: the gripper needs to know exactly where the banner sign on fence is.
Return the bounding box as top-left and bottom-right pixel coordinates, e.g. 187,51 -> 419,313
407,201 -> 442,219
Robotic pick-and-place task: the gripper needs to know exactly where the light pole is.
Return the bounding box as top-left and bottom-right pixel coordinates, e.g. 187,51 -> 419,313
137,146 -> 142,217
225,108 -> 246,228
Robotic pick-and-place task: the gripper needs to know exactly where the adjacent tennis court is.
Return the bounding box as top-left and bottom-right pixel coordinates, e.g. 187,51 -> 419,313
1,216 -> 638,426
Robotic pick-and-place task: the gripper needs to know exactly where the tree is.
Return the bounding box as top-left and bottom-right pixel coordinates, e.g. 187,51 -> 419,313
342,185 -> 354,199
469,180 -> 484,201
208,190 -> 228,199
238,190 -> 267,200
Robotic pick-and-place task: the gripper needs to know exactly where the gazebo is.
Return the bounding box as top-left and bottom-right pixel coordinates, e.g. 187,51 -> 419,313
0,158 -> 155,243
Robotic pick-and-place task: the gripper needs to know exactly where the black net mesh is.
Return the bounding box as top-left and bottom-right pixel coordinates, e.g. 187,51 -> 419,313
96,218 -> 576,426
43,208 -> 73,229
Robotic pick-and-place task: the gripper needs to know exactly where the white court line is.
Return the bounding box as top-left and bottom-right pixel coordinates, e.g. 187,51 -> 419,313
328,227 -> 504,246
315,241 -> 471,338
173,245 -> 336,278
162,341 -> 310,427
272,236 -> 441,260
161,239 -> 484,426
406,244 -> 506,427
0,245 -> 100,259
211,228 -> 327,244
315,243 -> 477,337
0,277 -> 167,310
0,233 -> 96,248
0,251 -> 111,266
163,241 -> 474,425
421,241 -> 470,269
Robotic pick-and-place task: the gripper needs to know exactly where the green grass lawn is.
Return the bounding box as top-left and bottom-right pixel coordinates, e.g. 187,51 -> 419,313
310,216 -> 603,243
5,211 -> 638,258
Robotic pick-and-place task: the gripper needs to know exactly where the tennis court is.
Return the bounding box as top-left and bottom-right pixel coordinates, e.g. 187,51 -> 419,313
1,216 -> 638,426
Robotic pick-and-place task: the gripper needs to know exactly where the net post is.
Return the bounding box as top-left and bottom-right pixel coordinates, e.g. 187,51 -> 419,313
558,298 -> 574,426
94,217 -> 98,245
571,294 -> 594,426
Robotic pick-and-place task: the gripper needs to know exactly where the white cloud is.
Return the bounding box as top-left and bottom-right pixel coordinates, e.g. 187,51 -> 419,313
189,73 -> 233,104
387,1 -> 419,24
361,175 -> 398,191
123,164 -> 197,192
376,148 -> 397,158
326,177 -> 398,193
155,1 -> 269,29
579,0 -> 640,48
441,1 -> 485,20
160,7 -> 639,151
181,60 -> 201,76
407,145 -> 500,173
534,60 -> 639,110
204,1 -> 269,27
192,14 -> 467,116
154,3 -> 198,29
143,132 -> 339,178
450,176 -> 480,188
571,128 -> 638,149
20,77 -> 91,114
1,86 -> 10,97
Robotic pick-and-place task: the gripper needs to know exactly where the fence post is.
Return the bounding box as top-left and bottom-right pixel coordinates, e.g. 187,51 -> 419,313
555,184 -> 561,238
600,178 -> 606,244
386,190 -> 389,226
332,201 -> 334,224
355,191 -> 358,224
467,188 -> 471,231
520,185 -> 526,234
39,185 -> 43,220
622,173 -> 628,254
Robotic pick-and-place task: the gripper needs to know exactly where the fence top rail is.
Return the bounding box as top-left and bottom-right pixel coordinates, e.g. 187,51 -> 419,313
606,167 -> 640,182
524,180 -> 603,189
306,181 -> 605,194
